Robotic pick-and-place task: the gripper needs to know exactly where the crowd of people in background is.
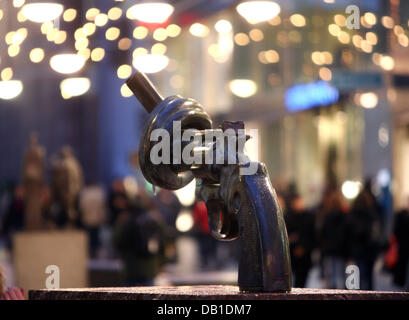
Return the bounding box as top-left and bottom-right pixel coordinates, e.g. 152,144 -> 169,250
1,167 -> 409,291
283,179 -> 409,291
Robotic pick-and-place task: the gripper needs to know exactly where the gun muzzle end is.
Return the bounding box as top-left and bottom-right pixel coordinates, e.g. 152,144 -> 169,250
126,72 -> 164,113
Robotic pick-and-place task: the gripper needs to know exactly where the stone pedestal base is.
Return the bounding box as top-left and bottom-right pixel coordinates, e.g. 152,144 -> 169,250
29,285 -> 409,300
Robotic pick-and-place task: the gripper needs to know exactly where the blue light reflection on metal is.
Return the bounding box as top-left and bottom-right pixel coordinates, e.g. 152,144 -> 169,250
285,81 -> 339,112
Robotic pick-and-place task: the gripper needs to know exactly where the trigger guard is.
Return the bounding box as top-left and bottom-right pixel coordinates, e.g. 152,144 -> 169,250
206,199 -> 239,241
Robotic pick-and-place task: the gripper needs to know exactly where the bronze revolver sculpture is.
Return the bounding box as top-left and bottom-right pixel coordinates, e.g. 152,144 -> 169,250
126,72 -> 292,292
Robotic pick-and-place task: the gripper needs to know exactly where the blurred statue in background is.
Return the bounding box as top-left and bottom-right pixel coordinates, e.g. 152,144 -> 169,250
22,132 -> 46,230
50,146 -> 84,228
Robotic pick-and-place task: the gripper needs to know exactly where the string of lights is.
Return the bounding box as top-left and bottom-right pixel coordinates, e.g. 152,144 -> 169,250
0,0 -> 408,104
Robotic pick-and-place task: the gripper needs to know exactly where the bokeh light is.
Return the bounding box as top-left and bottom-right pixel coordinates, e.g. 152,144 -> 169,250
117,65 -> 132,79
132,54 -> 169,73
118,38 -> 132,51
1,68 -> 13,81
0,80 -> 23,100
91,48 -> 105,62
127,3 -> 174,24
21,3 -> 63,23
229,79 -> 258,98
236,1 -> 281,24
108,7 -> 122,21
234,33 -> 250,46
249,29 -> 264,42
121,83 -> 133,97
95,13 -> 109,27
63,9 -> 77,22
215,20 -> 232,34
189,23 -> 209,38
290,14 -> 306,27
151,43 -> 167,55
86,8 -> 100,21
50,54 -> 86,74
153,28 -> 168,41
106,27 -> 120,41
133,26 -> 149,40
166,24 -> 181,38
29,48 -> 45,63
83,23 -> 97,36
60,77 -> 91,97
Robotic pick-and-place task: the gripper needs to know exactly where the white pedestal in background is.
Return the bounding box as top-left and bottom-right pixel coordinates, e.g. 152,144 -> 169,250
13,231 -> 88,290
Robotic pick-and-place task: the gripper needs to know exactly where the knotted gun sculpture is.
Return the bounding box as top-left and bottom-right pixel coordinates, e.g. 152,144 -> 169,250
126,72 -> 292,292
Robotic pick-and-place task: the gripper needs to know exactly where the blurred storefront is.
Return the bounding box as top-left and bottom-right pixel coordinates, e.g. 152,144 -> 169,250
0,0 -> 407,210
389,0 -> 409,209
156,0 -> 397,208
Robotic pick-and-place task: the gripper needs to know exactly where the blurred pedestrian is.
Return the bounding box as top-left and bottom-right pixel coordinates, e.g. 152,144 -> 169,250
155,189 -> 181,263
113,194 -> 166,286
347,189 -> 383,290
79,185 -> 106,258
2,186 -> 25,249
108,179 -> 130,226
314,184 -> 338,283
0,266 -> 5,297
285,193 -> 316,288
319,191 -> 349,288
192,201 -> 218,270
391,204 -> 409,290
0,181 -> 15,233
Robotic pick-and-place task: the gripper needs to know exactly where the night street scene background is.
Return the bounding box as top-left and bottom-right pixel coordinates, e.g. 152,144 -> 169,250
1,0 -> 409,300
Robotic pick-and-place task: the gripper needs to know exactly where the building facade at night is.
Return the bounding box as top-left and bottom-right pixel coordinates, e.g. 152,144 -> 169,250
0,0 -> 408,211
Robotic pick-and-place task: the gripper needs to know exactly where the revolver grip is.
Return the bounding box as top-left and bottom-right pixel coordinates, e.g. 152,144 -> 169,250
237,163 -> 292,292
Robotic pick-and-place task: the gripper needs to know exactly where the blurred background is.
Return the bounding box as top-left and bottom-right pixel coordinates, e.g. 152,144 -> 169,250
0,0 -> 409,293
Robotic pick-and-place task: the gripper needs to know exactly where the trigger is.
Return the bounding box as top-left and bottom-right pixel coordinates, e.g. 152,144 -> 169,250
205,199 -> 239,241
206,199 -> 225,240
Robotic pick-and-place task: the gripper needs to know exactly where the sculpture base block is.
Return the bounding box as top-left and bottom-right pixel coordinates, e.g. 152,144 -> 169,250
29,285 -> 409,300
